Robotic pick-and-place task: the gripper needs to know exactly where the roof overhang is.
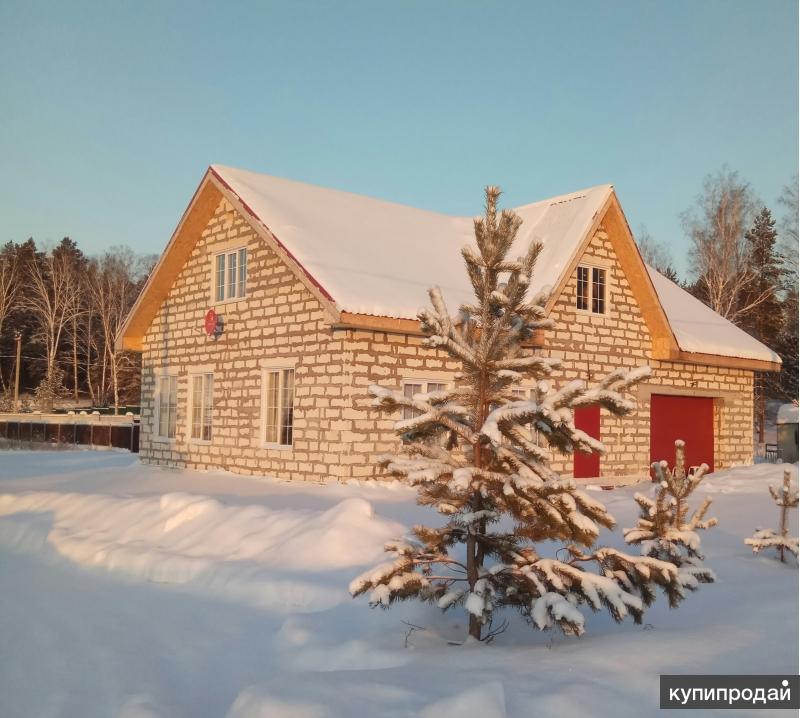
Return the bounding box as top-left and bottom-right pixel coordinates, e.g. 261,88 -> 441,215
118,168 -> 341,352
673,350 -> 781,373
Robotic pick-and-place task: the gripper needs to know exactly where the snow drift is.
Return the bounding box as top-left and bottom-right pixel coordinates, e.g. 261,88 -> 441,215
0,489 -> 403,612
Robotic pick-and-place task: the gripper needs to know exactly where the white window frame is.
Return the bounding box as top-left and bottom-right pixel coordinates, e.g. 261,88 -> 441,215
401,379 -> 449,421
575,262 -> 610,316
511,386 -> 548,447
154,370 -> 178,442
212,246 -> 248,304
260,363 -> 296,449
188,371 -> 214,444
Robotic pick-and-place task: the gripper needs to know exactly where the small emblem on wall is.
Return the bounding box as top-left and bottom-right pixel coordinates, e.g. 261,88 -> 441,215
204,309 -> 222,339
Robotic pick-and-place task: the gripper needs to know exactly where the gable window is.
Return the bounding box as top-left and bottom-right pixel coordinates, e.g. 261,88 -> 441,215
576,265 -> 607,314
214,247 -> 247,302
157,374 -> 177,439
402,380 -> 447,421
263,367 -> 295,446
189,373 -> 214,441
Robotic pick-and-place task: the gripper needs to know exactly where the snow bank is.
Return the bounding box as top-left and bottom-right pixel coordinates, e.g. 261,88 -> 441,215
226,689 -> 329,718
0,453 -> 797,718
419,682 -> 507,718
0,490 -> 403,612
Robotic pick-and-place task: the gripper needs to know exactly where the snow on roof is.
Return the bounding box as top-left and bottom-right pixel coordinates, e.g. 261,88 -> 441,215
646,266 -> 781,364
210,165 -> 779,365
777,403 -> 798,425
211,165 -> 610,319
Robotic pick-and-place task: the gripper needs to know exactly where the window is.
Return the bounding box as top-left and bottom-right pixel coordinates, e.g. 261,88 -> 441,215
509,387 -> 548,448
214,247 -> 247,302
576,265 -> 607,314
157,374 -> 177,439
402,380 -> 446,421
190,373 -> 214,441
263,368 -> 295,446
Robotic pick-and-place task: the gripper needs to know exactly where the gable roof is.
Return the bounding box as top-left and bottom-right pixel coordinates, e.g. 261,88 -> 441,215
120,164 -> 780,369
211,164 -> 611,320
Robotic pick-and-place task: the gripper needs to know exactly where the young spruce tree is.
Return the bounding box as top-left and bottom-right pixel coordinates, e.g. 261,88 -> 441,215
350,187 -> 690,641
624,440 -> 717,606
745,470 -> 799,563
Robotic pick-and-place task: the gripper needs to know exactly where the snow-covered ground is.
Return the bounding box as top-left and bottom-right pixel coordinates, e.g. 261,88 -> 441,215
0,451 -> 797,718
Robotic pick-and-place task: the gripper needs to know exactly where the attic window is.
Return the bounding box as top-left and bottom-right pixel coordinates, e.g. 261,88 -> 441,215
214,247 -> 247,302
576,265 -> 607,314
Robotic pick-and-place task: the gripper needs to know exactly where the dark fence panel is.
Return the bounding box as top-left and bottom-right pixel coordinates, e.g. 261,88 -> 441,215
0,420 -> 139,453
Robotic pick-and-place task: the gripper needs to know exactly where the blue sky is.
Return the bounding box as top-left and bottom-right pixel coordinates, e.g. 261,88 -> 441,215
0,0 -> 796,277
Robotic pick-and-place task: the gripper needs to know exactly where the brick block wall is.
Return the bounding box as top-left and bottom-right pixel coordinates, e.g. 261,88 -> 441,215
140,203 -> 754,483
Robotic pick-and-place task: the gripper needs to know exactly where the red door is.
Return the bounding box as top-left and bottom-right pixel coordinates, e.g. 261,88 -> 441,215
574,405 -> 601,478
650,395 -> 714,474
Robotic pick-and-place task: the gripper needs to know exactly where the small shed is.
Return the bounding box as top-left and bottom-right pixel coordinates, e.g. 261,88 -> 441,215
776,403 -> 799,464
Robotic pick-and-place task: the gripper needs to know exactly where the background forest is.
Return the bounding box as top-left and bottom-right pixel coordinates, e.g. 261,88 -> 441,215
0,237 -> 155,412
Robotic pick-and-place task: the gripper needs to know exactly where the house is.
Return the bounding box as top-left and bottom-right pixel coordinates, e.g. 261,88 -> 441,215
119,165 -> 781,483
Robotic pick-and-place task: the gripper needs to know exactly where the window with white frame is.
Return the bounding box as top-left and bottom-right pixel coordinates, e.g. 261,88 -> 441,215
510,387 -> 547,447
263,367 -> 295,446
214,247 -> 247,302
189,373 -> 214,441
576,265 -> 607,314
402,380 -> 447,421
157,374 -> 177,439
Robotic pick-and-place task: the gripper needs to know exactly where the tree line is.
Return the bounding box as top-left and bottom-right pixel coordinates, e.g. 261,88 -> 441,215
637,170 -> 798,434
0,238 -> 155,412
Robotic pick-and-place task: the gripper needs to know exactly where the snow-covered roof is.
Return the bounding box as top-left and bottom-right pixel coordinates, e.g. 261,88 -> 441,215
212,165 -> 611,320
200,165 -> 778,366
646,267 -> 781,364
777,403 -> 798,425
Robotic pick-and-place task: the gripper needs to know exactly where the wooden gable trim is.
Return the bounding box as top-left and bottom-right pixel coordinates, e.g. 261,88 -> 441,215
207,169 -> 341,325
118,175 -> 223,351
118,168 -> 342,352
544,191 -> 680,361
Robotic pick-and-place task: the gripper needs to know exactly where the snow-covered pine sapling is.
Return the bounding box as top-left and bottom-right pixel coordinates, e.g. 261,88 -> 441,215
745,470 -> 799,563
624,440 -> 717,606
350,186 -> 688,641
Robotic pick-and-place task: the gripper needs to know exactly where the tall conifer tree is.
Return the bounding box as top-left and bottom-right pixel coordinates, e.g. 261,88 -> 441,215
351,187 -> 692,641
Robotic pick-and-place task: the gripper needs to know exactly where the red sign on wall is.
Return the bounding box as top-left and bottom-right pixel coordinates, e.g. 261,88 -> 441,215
204,309 -> 218,337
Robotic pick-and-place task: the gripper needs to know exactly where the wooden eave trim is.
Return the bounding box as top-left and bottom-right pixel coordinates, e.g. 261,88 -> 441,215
117,167 -> 344,352
207,169 -> 341,326
333,312 -> 424,335
118,174 -> 223,353
670,350 -> 781,373
545,191 -> 680,361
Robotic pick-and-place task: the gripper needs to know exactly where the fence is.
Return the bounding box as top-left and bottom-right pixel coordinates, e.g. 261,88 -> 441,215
0,412 -> 140,453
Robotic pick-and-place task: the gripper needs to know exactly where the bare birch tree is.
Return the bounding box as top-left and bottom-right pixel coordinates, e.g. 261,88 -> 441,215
635,226 -> 678,280
778,176 -> 798,281
683,169 -> 774,323
21,243 -> 83,382
88,248 -> 140,413
0,243 -> 20,391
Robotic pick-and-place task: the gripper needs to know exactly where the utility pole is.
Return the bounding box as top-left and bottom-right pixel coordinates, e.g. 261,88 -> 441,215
13,332 -> 21,411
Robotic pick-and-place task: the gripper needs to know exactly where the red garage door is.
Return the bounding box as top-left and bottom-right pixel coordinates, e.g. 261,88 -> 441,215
574,405 -> 601,478
650,395 -> 714,474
